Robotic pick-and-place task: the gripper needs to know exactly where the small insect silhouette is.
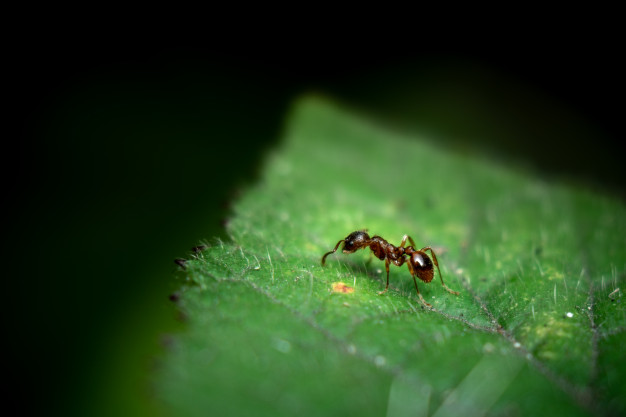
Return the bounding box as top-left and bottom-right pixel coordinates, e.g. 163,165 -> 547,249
322,230 -> 459,307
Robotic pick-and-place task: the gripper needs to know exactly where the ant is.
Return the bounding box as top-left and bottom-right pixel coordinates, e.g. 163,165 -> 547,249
321,230 -> 459,307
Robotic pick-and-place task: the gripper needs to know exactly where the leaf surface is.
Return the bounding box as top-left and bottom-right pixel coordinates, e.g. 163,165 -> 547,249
157,96 -> 626,416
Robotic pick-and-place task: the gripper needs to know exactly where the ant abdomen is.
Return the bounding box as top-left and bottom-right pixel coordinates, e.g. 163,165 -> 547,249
410,252 -> 434,283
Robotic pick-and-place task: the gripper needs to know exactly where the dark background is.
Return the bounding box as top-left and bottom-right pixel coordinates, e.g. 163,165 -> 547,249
7,41 -> 622,416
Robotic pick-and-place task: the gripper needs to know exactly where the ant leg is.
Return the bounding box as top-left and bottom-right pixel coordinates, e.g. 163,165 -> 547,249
407,262 -> 432,307
321,240 -> 345,266
412,275 -> 432,307
378,258 -> 391,295
399,235 -> 417,248
421,246 -> 459,295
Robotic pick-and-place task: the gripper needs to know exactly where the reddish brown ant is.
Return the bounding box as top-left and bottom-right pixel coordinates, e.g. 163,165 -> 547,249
321,230 -> 459,307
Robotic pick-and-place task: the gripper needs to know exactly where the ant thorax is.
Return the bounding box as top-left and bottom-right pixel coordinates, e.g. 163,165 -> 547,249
369,236 -> 389,260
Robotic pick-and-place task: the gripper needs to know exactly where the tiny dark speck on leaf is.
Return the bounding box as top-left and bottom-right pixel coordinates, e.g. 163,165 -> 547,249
174,258 -> 187,269
160,334 -> 176,350
176,311 -> 188,322
169,292 -> 180,302
394,199 -> 408,211
192,245 -> 208,253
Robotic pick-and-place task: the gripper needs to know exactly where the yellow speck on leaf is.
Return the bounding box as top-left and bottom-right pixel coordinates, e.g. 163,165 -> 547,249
332,282 -> 354,294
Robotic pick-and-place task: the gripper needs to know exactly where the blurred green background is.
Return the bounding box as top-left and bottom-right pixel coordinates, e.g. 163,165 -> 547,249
7,43 -> 622,416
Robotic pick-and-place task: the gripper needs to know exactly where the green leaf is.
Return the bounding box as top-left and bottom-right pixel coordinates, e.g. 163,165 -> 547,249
156,96 -> 626,416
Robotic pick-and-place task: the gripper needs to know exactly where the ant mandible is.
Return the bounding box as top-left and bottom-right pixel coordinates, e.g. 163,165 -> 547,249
321,230 -> 459,307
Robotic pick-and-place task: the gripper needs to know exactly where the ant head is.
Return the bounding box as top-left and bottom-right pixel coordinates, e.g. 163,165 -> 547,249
342,230 -> 370,253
